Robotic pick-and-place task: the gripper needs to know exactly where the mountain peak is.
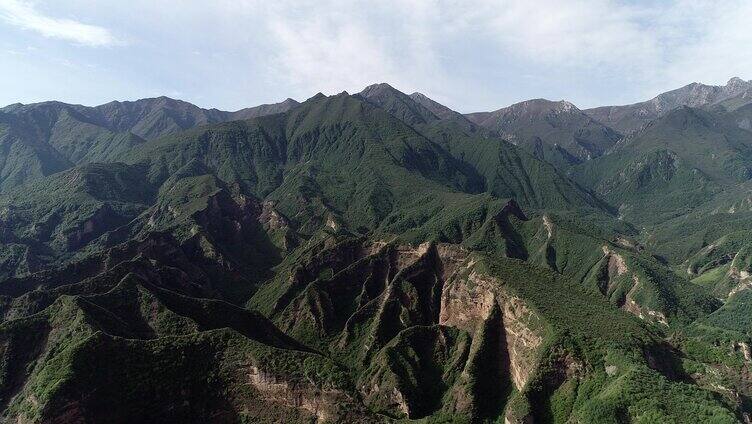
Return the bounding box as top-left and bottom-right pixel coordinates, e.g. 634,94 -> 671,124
726,76 -> 750,91
728,76 -> 746,85
359,83 -> 404,100
307,92 -> 327,102
361,82 -> 396,92
356,82 -> 441,125
504,98 -> 580,115
466,97 -> 618,165
101,95 -> 190,109
0,102 -> 24,111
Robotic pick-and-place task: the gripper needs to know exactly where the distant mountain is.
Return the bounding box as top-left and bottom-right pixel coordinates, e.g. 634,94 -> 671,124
355,83 -> 607,212
93,96 -> 230,140
0,101 -> 143,191
574,105 -> 752,225
711,89 -> 752,132
130,89 -> 608,220
713,87 -> 752,112
358,83 -> 441,126
466,98 -> 622,168
408,92 -> 462,120
586,77 -> 752,133
231,98 -> 300,120
0,96 -> 300,191
74,95 -> 300,140
359,83 -> 479,134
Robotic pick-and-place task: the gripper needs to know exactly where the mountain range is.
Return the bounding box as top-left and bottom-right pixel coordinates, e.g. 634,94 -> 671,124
0,77 -> 752,423
585,77 -> 752,133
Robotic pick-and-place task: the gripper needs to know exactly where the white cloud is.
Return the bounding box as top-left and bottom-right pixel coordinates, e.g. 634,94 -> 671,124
244,0 -> 660,107
1,0 -> 750,111
0,0 -> 118,47
256,0 -> 447,99
659,0 -> 752,91
253,0 -> 752,108
268,11 -> 400,95
472,1 -> 660,66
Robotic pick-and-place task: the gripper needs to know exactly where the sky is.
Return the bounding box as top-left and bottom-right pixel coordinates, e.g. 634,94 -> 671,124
0,0 -> 750,113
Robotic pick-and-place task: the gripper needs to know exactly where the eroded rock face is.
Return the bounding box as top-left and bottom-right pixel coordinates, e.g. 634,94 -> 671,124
603,246 -> 628,277
732,341 -> 752,362
622,275 -> 668,326
505,412 -> 534,424
726,247 -> 752,298
246,366 -> 357,423
274,240 -> 547,420
258,200 -> 290,231
440,258 -> 543,391
599,245 -> 668,326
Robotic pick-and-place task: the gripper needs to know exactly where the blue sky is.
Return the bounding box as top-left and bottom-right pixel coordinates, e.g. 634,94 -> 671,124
0,0 -> 750,113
